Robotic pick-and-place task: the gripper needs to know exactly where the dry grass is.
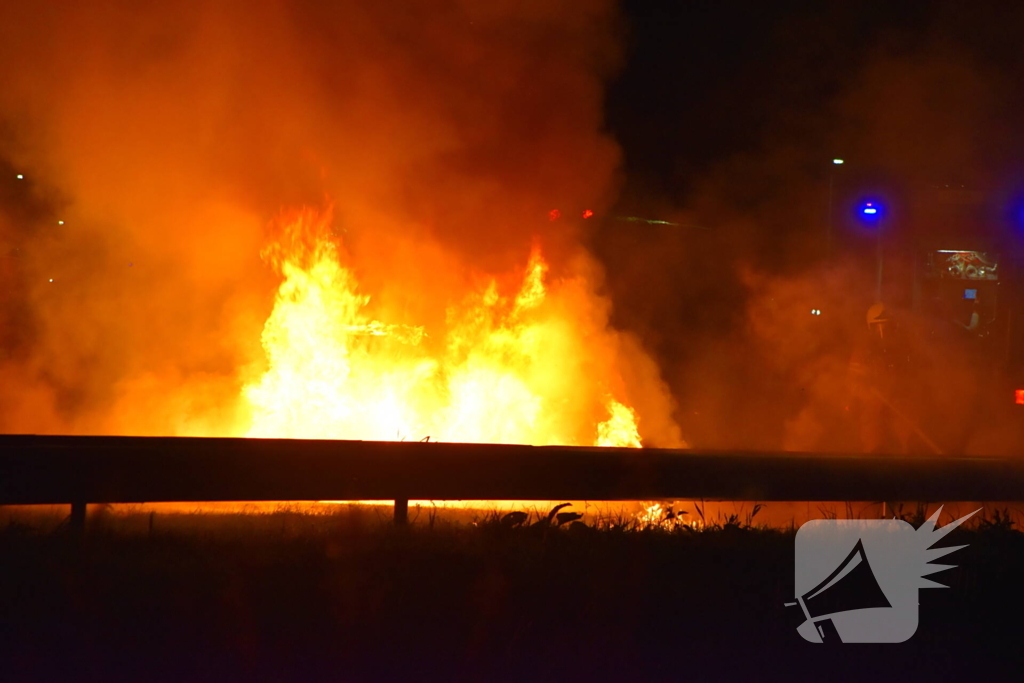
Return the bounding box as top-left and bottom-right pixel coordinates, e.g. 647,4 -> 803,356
0,502 -> 1021,680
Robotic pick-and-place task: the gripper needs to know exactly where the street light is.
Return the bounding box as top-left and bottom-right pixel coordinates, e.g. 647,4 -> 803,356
826,159 -> 845,258
859,200 -> 885,301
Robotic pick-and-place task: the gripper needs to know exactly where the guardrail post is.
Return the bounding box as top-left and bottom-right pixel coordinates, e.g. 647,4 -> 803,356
70,500 -> 86,537
394,499 -> 409,526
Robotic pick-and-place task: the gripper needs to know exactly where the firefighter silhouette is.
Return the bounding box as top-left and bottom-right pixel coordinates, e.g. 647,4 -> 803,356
849,303 -> 913,454
961,298 -> 981,334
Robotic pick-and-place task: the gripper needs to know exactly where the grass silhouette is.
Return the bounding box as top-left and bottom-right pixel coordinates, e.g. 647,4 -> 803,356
0,504 -> 1021,680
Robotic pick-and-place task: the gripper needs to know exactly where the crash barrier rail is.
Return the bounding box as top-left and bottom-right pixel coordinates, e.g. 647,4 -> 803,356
1,435 -> 1023,530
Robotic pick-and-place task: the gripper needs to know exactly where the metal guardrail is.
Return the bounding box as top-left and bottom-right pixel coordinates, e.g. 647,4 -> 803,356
2,435 -> 1023,516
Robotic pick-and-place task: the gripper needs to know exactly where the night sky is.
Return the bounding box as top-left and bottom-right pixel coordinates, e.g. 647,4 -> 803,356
608,0 -> 1024,204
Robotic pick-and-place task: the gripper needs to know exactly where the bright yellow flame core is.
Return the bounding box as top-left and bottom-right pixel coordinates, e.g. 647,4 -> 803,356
597,399 -> 642,448
244,209 -> 642,447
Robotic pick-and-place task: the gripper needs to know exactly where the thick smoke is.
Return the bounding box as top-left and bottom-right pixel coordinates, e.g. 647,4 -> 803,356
0,0 -> 686,443
596,1 -> 1024,454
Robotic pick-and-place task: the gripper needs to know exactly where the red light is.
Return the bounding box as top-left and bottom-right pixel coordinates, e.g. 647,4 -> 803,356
549,209 -> 561,221
582,209 -> 594,219
1016,389 -> 1024,405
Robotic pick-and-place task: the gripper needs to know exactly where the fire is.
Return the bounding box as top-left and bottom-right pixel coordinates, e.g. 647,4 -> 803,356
635,502 -> 701,530
243,208 -> 644,447
596,399 -> 642,448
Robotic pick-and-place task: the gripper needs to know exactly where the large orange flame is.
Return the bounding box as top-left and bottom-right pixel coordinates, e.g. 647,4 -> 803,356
243,209 -> 646,447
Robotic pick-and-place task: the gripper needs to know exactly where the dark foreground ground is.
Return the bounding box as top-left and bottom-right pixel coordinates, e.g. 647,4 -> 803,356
1,506 -> 1023,682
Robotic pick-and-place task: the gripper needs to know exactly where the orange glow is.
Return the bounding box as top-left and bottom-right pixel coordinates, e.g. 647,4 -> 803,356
0,2 -> 691,452
582,209 -> 594,219
243,208 -> 653,447
1016,390 -> 1024,406
596,399 -> 642,447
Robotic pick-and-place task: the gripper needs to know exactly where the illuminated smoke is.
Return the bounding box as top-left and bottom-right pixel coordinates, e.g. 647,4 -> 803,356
0,1 -> 682,446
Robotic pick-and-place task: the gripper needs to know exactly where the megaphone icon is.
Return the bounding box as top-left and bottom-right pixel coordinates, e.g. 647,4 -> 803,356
790,539 -> 892,643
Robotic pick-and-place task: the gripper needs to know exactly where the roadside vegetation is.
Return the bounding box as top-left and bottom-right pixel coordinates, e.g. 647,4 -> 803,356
1,504 -> 1021,680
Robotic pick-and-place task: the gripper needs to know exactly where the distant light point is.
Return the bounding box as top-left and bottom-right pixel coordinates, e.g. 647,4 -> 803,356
48,278 -> 53,283
16,174 -> 24,179
58,220 -> 64,225
832,159 -> 844,165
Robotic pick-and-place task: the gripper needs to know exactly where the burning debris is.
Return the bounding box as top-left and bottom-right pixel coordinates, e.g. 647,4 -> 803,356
243,207 -> 670,447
